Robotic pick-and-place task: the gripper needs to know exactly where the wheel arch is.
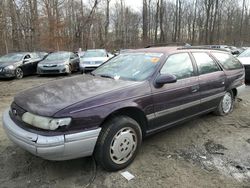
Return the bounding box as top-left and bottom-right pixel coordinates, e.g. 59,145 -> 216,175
231,88 -> 237,98
100,107 -> 148,137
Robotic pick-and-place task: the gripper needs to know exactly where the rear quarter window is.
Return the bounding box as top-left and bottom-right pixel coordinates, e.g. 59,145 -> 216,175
211,52 -> 243,70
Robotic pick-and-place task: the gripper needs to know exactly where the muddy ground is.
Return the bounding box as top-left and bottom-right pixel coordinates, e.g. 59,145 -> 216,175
0,74 -> 250,188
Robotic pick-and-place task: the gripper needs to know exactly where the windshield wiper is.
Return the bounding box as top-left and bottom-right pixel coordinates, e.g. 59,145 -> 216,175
98,74 -> 114,79
90,72 -> 95,76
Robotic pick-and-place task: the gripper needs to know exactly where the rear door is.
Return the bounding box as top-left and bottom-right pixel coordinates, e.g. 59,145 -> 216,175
21,54 -> 32,75
30,53 -> 42,74
70,53 -> 79,71
191,52 -> 226,111
149,52 -> 200,132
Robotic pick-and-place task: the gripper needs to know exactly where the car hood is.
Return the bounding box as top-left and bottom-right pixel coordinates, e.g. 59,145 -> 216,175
238,57 -> 250,65
0,61 -> 19,68
39,59 -> 67,65
14,75 -> 141,116
81,57 -> 109,62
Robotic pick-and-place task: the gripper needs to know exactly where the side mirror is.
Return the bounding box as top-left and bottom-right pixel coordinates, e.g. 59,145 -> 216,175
155,74 -> 177,87
23,58 -> 31,63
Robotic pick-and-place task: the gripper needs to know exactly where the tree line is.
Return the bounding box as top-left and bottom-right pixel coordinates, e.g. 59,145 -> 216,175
0,0 -> 249,55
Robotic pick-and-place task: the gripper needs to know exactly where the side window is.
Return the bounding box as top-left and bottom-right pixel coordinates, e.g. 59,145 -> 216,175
211,52 -> 243,70
160,53 -> 194,79
74,53 -> 78,58
192,52 -> 220,75
24,55 -> 31,59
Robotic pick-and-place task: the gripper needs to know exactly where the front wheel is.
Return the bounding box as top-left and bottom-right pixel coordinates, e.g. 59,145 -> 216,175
214,91 -> 234,116
15,67 -> 24,79
67,64 -> 72,75
94,116 -> 142,171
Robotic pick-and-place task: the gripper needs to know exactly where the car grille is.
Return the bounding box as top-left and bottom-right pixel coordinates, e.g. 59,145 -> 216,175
41,69 -> 60,73
0,67 -> 4,72
10,102 -> 26,123
84,61 -> 103,65
43,64 -> 57,67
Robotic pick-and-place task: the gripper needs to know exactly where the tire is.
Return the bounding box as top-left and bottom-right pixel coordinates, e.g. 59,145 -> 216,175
94,116 -> 142,171
214,91 -> 234,116
15,67 -> 24,79
67,64 -> 72,75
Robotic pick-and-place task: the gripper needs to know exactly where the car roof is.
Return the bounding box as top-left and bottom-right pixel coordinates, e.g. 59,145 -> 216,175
125,47 -> 179,54
122,46 -> 231,55
86,49 -> 106,52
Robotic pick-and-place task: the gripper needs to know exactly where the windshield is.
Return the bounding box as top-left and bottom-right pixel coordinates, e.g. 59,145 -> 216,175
79,53 -> 85,58
0,53 -> 24,62
46,52 -> 70,61
84,50 -> 107,58
93,53 -> 163,81
239,48 -> 250,57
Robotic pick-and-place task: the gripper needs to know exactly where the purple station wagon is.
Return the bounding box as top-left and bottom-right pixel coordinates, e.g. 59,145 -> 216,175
2,47 -> 245,171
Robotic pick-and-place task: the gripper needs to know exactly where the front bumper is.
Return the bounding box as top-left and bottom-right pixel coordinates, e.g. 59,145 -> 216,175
37,65 -> 70,75
80,63 -> 102,71
0,70 -> 15,78
2,109 -> 101,160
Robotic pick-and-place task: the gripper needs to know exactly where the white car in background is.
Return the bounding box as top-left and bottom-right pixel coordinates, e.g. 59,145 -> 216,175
237,48 -> 250,81
79,49 -> 113,73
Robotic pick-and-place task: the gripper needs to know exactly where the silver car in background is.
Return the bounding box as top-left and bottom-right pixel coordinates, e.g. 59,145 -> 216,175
238,48 -> 250,81
37,51 -> 79,75
79,49 -> 113,73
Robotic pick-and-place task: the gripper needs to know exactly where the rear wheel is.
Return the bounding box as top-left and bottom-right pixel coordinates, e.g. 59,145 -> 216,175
15,67 -> 23,79
214,91 -> 234,116
94,116 -> 142,171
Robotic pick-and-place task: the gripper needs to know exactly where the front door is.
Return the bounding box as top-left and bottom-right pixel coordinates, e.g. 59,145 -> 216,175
149,52 -> 200,132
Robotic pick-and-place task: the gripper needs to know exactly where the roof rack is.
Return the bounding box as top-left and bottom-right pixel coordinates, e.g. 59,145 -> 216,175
145,42 -> 190,48
178,46 -> 229,52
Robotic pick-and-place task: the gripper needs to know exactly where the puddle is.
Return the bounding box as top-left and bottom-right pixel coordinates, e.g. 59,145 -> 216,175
176,141 -> 250,182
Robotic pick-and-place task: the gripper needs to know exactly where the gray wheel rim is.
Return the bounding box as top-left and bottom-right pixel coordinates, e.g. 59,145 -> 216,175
110,127 -> 137,164
222,92 -> 232,113
16,68 -> 23,79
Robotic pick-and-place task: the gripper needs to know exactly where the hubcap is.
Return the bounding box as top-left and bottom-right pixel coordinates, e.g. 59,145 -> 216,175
110,127 -> 137,164
16,68 -> 23,78
222,92 -> 232,113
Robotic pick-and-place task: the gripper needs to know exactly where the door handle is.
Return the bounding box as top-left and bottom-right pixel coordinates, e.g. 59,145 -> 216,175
192,89 -> 198,93
191,85 -> 199,93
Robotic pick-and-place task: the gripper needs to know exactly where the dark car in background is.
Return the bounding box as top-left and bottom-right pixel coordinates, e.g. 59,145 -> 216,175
37,51 -> 80,75
79,49 -> 113,73
2,47 -> 245,171
0,52 -> 44,79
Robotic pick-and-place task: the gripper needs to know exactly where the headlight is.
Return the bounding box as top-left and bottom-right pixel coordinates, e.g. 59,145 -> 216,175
4,65 -> 15,70
22,112 -> 71,130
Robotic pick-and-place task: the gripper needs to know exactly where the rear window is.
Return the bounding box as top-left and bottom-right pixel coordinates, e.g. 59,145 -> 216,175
211,52 -> 243,70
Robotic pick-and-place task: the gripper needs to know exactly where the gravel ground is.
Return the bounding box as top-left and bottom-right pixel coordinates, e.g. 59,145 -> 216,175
0,75 -> 250,188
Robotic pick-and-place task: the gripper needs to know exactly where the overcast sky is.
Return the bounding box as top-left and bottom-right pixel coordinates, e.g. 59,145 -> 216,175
111,0 -> 142,11
83,0 -> 142,12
